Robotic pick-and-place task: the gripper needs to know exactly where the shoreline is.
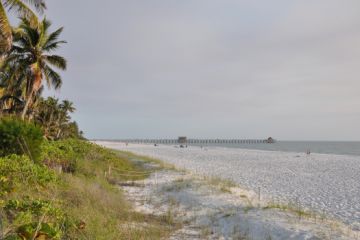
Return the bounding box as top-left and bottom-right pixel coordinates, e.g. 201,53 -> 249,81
95,140 -> 360,158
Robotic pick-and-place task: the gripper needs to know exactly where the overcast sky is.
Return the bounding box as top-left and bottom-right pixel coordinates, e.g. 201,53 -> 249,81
41,0 -> 360,140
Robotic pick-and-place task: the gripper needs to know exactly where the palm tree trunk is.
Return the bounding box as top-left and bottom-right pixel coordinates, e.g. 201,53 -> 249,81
22,65 -> 42,120
21,89 -> 34,120
56,129 -> 62,139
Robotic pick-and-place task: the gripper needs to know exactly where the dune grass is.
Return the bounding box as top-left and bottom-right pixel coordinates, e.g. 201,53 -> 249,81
117,151 -> 177,171
263,201 -> 313,219
203,176 -> 237,193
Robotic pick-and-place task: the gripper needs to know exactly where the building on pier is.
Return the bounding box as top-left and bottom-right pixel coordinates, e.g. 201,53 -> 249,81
178,136 -> 187,145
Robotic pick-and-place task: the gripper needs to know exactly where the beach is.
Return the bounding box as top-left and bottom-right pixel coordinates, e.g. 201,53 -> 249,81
97,141 -> 360,230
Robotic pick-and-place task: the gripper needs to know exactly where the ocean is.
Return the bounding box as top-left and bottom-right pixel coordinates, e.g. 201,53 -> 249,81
185,141 -> 360,156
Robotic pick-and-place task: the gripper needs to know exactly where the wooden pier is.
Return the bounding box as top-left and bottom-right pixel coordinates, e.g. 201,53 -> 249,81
119,137 -> 275,145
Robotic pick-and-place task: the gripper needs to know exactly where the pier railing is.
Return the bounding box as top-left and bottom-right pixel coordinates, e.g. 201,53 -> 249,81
116,138 -> 275,144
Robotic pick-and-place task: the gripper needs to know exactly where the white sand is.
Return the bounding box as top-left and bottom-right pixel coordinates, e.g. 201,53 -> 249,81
118,158 -> 358,239
97,141 -> 360,232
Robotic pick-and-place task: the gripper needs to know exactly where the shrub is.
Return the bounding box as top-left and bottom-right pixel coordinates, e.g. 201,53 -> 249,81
39,139 -> 92,173
0,117 -> 43,162
0,155 -> 63,240
2,198 -> 65,240
0,155 -> 56,197
39,139 -> 144,179
0,139 -> 172,239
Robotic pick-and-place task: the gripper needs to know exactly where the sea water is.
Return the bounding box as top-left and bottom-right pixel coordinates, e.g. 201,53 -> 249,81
188,141 -> 360,156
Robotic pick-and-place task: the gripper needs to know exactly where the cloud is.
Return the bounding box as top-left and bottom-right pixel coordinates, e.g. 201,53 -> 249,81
44,0 -> 360,140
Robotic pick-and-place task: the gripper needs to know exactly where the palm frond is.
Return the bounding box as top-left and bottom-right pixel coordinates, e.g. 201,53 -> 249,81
44,55 -> 67,70
3,0 -> 39,27
38,18 -> 51,46
43,64 -> 62,89
44,27 -> 64,46
22,0 -> 46,13
0,3 -> 12,53
43,40 -> 66,52
0,94 -> 23,104
18,19 -> 39,47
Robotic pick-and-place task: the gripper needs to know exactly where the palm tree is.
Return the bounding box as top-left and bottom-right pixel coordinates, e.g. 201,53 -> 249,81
1,18 -> 67,119
0,0 -> 46,54
35,96 -> 58,139
34,97 -> 80,140
60,100 -> 75,113
55,100 -> 75,138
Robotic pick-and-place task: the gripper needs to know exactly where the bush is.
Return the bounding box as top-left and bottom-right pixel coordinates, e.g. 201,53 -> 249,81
3,198 -> 65,240
0,117 -> 43,162
0,139 -> 171,239
40,140 -> 80,173
0,155 -> 63,240
40,139 -> 144,179
0,155 -> 56,197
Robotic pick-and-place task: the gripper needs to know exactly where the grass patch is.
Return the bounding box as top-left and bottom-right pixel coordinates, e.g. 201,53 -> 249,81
163,178 -> 193,192
204,176 -> 237,193
263,201 -> 312,219
117,151 -> 177,171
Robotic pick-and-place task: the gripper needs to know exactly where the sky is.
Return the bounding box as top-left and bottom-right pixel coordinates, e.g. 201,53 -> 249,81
38,0 -> 360,140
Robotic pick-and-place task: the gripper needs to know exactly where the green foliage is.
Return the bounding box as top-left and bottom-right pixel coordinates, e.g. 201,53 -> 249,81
0,155 -> 56,197
1,139 -> 173,239
0,154 -> 61,240
3,198 -> 64,240
0,118 -> 43,161
40,140 -> 80,173
40,139 -> 140,179
34,97 -> 83,140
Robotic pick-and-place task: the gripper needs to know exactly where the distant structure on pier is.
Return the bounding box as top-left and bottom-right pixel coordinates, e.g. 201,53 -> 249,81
178,136 -> 187,144
266,137 -> 275,143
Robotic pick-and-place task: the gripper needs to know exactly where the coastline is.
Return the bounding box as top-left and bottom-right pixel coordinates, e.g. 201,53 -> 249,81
96,141 -> 360,238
